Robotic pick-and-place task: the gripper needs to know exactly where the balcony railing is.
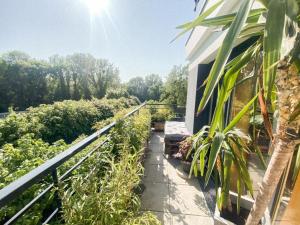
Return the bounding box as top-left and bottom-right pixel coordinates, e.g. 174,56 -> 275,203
0,102 -> 184,225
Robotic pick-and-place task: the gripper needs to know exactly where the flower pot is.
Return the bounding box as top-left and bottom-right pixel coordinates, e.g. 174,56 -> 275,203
179,160 -> 200,175
152,121 -> 165,131
213,191 -> 271,225
181,160 -> 192,174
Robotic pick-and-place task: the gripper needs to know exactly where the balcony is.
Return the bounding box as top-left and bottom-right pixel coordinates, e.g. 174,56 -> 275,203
1,103 -> 216,225
141,131 -> 215,224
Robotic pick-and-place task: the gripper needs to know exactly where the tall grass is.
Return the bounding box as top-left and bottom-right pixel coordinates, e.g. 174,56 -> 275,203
62,109 -> 160,225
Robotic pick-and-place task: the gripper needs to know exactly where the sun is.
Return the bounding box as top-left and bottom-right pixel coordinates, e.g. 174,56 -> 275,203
84,0 -> 109,15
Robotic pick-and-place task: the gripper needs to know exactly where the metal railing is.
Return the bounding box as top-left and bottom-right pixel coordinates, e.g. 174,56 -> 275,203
146,103 -> 186,120
0,103 -> 146,225
0,102 -> 184,224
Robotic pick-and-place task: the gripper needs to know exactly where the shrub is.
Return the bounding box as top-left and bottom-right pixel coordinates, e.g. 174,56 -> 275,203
0,102 -> 154,225
0,134 -> 67,224
105,88 -> 130,99
151,108 -> 174,123
62,109 -> 158,225
0,97 -> 138,146
0,111 -> 29,146
0,133 -> 112,225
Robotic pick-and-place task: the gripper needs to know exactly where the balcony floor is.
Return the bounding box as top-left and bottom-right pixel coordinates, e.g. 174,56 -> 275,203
141,132 -> 214,225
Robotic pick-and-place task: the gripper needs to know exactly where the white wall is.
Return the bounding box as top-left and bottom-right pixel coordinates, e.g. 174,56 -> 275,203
185,65 -> 198,134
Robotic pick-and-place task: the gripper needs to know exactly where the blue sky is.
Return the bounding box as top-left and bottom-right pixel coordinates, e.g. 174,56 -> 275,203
0,0 -> 199,81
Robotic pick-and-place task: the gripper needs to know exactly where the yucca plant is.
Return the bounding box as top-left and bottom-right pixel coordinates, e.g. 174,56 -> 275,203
187,96 -> 260,213
176,0 -> 300,224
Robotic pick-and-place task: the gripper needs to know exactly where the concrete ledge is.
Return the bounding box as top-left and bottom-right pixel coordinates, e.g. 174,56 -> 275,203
213,191 -> 271,225
164,121 -> 191,155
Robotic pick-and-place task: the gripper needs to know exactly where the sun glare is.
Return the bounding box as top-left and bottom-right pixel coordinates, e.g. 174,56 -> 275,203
85,0 -> 109,15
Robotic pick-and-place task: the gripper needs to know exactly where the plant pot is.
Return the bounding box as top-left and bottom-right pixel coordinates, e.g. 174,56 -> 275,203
213,191 -> 271,225
152,121 -> 165,131
181,160 -> 192,174
179,160 -> 200,174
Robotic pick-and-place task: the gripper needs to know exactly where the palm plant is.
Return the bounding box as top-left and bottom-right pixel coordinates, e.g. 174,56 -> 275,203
176,0 -> 300,224
187,96 -> 260,213
187,123 -> 261,213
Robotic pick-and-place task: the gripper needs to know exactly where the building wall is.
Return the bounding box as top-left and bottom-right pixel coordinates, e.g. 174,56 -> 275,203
185,65 -> 198,134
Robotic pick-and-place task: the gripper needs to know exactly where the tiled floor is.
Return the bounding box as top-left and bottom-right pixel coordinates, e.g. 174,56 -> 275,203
141,132 -> 214,225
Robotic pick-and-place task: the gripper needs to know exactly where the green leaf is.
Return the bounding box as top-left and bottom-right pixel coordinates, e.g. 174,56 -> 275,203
187,126 -> 209,158
198,0 -> 256,113
223,94 -> 258,133
200,144 -> 209,176
189,8 -> 265,28
236,175 -> 242,215
239,30 -> 264,39
263,0 -> 286,101
205,132 -> 225,186
239,23 -> 265,39
172,0 -> 223,42
230,143 -> 254,196
225,42 -> 260,69
209,43 -> 260,136
221,151 -> 232,208
189,142 -> 210,177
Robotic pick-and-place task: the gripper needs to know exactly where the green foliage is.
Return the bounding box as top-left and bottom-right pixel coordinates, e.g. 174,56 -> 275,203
0,97 -> 138,146
151,108 -> 175,122
123,212 -> 161,225
144,74 -> 163,101
127,77 -> 148,102
0,50 -> 185,112
196,0 -> 256,112
0,134 -> 67,224
0,135 -> 66,189
186,96 -> 262,212
175,0 -> 300,214
0,104 -> 155,225
62,109 -> 158,225
0,52 -> 121,112
188,126 -> 255,212
126,74 -> 163,102
105,87 -> 130,99
63,151 -> 143,225
0,111 -> 29,146
160,65 -> 188,106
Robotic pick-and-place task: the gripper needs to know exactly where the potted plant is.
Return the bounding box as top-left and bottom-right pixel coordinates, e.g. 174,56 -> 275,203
173,137 -> 194,174
176,0 -> 300,223
151,108 -> 174,131
187,122 -> 270,225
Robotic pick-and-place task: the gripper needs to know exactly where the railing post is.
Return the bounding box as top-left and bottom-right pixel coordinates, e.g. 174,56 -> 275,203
51,169 -> 63,221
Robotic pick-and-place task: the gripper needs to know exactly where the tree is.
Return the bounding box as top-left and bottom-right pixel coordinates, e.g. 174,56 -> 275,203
2,51 -> 31,64
0,51 -> 121,112
176,0 -> 300,223
49,55 -> 71,101
89,59 -> 120,98
145,74 -> 163,101
160,65 -> 188,106
126,77 -> 147,102
0,51 -> 49,111
66,53 -> 120,100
